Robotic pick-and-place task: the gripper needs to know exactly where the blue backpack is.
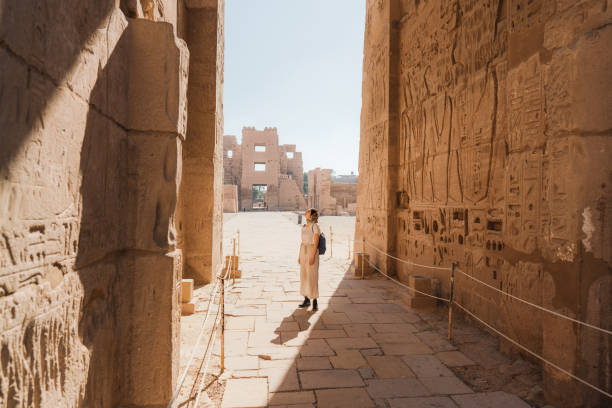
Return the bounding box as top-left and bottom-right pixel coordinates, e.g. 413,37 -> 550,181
312,225 -> 326,255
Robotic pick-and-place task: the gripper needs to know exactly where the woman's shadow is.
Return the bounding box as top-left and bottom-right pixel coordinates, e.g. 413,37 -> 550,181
271,307 -> 317,345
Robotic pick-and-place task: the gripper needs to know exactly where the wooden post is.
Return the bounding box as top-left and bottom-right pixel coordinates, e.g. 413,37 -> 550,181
237,229 -> 240,257
448,263 -> 455,341
232,238 -> 237,285
347,236 -> 351,259
361,237 -> 366,280
220,274 -> 225,372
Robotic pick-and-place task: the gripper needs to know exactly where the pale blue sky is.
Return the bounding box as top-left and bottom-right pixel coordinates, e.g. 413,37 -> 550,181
224,0 -> 366,175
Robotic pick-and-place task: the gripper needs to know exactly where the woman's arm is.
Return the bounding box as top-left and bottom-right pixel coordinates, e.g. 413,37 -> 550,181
298,242 -> 303,264
309,233 -> 320,265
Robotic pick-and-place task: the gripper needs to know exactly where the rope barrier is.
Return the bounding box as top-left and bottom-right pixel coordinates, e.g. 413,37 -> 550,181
192,297 -> 223,407
366,259 -> 450,302
168,270 -> 222,408
365,240 -> 451,271
168,233 -> 238,408
455,267 -> 612,336
453,301 -> 612,399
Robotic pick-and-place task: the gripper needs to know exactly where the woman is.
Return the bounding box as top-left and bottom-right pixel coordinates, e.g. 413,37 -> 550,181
298,208 -> 320,311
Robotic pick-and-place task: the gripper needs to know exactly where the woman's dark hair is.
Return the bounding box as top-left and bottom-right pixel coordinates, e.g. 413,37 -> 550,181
308,208 -> 319,223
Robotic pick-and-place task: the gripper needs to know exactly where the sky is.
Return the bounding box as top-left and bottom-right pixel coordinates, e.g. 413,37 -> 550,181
224,0 -> 366,175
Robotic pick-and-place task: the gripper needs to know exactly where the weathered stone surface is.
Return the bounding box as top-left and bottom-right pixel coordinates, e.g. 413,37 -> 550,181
365,379 -> 430,399
330,350 -> 369,369
356,1 -> 612,406
221,378 -> 268,408
299,370 -> 364,389
388,396 -> 458,408
297,357 -> 333,371
435,351 -> 475,368
401,355 -> 455,378
451,391 -> 531,408
269,391 -> 315,406
365,356 -> 415,379
419,377 -> 473,395
315,388 -> 375,408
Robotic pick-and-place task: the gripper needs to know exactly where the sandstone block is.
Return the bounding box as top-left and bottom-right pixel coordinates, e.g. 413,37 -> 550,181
365,379 -> 430,399
316,388 -> 375,408
407,276 -> 431,297
299,370 -> 364,389
221,378 -> 268,408
181,301 -> 195,315
181,279 -> 194,303
401,293 -> 436,310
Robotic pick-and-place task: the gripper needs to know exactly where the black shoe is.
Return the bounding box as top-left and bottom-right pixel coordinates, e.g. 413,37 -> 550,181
312,299 -> 318,311
298,297 -> 310,308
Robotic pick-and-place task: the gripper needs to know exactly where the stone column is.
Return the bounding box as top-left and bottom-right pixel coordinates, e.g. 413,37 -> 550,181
119,18 -> 188,407
179,0 -> 225,284
354,0 -> 400,273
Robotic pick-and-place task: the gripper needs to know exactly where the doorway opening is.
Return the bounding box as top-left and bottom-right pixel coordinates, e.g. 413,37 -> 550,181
252,184 -> 268,209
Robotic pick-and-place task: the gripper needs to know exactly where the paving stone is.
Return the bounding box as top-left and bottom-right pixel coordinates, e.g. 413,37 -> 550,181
365,356 -> 415,379
225,356 -> 260,371
281,331 -> 309,346
230,369 -> 261,378
451,391 -> 531,408
321,312 -> 352,325
260,359 -> 295,370
381,342 -> 433,356
343,324 -> 376,337
419,377 -> 473,395
327,337 -> 378,352
415,331 -> 456,352
221,378 -> 268,408
248,330 -> 282,347
388,396 -> 458,408
371,323 -> 416,333
226,316 -> 255,331
299,369 -> 364,389
277,321 -> 301,331
248,346 -> 300,360
344,311 -> 376,323
316,388 -> 375,408
365,379 -> 430,399
370,332 -> 420,344
300,339 -> 335,356
268,391 -> 315,405
402,355 -> 455,378
358,366 -> 376,379
260,366 -> 300,392
309,329 -> 347,338
435,351 -> 476,367
371,313 -> 405,323
330,350 -> 368,369
297,357 -> 333,370
360,349 -> 383,356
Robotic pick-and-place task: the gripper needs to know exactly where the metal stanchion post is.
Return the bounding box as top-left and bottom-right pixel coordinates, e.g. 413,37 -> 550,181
330,226 -> 333,257
448,263 -> 455,341
220,274 -> 225,372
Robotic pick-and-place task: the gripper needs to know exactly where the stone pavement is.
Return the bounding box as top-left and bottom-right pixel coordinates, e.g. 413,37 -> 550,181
218,213 -> 533,408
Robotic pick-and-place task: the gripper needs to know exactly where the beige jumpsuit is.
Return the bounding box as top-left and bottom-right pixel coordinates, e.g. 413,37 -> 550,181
300,222 -> 320,299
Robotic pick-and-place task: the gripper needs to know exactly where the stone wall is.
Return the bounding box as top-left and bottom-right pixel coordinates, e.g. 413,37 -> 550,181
330,183 -> 358,215
356,1 -> 611,406
308,168 -> 336,215
225,127 -> 306,211
0,0 -> 223,406
223,184 -> 239,213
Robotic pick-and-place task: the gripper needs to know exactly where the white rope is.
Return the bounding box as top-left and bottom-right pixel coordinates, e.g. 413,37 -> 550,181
366,259 -> 450,303
455,267 -> 612,336
192,298 -> 223,407
364,240 -> 452,271
168,271 -> 221,408
453,301 -> 612,399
